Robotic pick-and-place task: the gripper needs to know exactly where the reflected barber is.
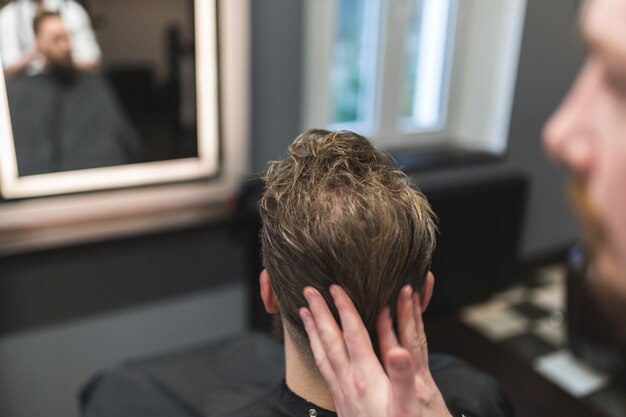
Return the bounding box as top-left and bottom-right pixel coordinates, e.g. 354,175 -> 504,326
0,0 -> 100,77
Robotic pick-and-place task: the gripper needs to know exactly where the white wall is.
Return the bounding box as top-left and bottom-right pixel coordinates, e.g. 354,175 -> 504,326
90,0 -> 193,82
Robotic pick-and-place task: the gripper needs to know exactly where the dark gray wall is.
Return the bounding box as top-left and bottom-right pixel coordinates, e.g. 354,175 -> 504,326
0,224 -> 247,417
0,224 -> 244,335
251,0 -> 303,172
505,0 -> 584,257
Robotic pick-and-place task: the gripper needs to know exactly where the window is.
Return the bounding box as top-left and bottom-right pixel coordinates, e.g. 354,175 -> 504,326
304,0 -> 528,154
329,0 -> 380,128
399,0 -> 453,130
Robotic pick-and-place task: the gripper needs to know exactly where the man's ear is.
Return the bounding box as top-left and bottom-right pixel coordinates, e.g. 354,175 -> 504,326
260,269 -> 280,314
418,271 -> 435,312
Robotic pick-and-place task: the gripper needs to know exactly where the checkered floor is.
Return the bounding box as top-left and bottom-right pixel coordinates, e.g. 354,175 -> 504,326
460,266 -> 626,417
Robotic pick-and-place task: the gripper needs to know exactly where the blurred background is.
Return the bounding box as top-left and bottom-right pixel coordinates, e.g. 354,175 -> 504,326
1,0 -> 623,416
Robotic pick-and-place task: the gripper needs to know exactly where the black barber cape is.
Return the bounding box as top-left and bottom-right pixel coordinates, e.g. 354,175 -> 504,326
6,71 -> 144,177
82,333 -> 513,417
218,357 -> 513,417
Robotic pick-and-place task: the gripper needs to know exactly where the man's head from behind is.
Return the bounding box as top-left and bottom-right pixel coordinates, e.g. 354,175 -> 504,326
259,129 -> 437,359
33,10 -> 74,75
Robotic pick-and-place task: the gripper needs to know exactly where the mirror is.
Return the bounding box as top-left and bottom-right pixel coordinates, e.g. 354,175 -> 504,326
0,0 -> 219,198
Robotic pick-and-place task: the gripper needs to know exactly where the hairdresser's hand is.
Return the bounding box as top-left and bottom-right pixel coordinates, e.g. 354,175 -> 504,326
300,284 -> 452,417
4,47 -> 39,78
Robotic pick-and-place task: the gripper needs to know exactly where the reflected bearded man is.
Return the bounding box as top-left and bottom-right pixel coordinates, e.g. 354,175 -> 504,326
33,9 -> 77,84
220,129 -> 512,417
5,10 -> 144,176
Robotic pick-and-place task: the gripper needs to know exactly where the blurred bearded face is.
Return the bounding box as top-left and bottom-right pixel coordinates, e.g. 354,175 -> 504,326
543,0 -> 626,306
36,16 -> 74,74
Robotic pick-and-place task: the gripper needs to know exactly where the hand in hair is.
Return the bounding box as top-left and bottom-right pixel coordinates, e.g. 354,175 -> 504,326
299,284 -> 452,417
3,47 -> 38,78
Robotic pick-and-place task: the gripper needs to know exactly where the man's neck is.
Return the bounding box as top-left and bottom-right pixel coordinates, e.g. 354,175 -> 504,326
284,329 -> 336,412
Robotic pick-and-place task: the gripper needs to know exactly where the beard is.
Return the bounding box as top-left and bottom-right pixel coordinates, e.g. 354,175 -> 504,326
47,54 -> 77,84
569,178 -> 626,327
569,178 -> 606,258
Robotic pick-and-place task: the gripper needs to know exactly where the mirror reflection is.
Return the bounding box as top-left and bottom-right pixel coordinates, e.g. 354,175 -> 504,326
0,0 -> 198,177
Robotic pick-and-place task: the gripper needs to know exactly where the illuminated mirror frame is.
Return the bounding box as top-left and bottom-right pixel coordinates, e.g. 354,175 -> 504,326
0,0 -> 220,199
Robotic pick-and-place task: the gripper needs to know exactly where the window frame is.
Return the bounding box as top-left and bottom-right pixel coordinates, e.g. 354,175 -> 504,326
303,0 -> 528,155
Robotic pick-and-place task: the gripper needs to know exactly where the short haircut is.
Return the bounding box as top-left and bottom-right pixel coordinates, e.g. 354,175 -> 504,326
33,9 -> 61,36
260,129 -> 437,355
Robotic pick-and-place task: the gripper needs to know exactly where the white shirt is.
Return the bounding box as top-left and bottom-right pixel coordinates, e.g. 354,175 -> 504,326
0,0 -> 101,71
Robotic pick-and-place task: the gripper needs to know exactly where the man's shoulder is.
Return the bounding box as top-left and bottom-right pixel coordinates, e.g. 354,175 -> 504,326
430,353 -> 514,417
216,384 -> 290,417
217,401 -> 287,417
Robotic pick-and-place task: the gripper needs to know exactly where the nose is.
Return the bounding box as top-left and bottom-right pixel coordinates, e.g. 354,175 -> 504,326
542,63 -> 597,176
543,113 -> 594,175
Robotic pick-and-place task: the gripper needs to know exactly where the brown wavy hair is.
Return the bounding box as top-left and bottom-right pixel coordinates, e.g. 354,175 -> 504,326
33,10 -> 61,35
260,129 -> 437,354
